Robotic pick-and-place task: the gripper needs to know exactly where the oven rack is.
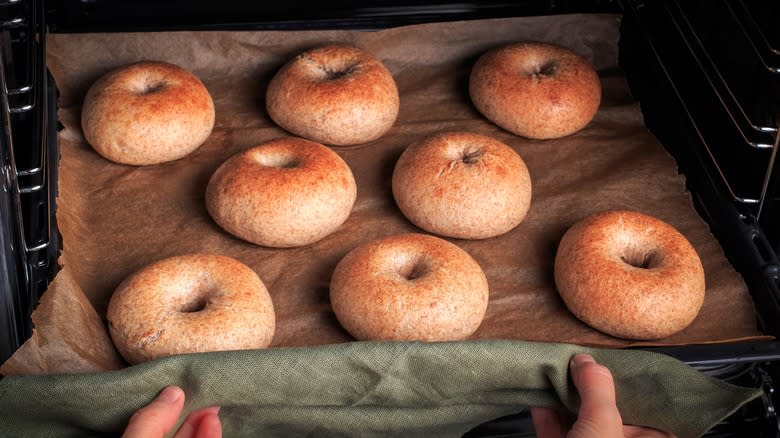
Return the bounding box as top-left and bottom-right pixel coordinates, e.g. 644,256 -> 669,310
668,0 -> 780,252
663,0 -> 779,209
621,0 -> 780,254
667,1 -> 775,154
675,0 -> 779,138
0,0 -> 57,362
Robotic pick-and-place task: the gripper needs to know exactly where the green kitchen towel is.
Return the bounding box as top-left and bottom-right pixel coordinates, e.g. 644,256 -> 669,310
0,340 -> 762,438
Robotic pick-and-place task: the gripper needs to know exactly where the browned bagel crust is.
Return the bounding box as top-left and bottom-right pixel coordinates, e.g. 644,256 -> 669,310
392,131 -> 532,239
82,61 -> 215,165
330,233 -> 489,341
469,42 -> 601,140
554,210 -> 706,340
266,45 -> 399,146
206,137 -> 357,248
107,254 -> 275,364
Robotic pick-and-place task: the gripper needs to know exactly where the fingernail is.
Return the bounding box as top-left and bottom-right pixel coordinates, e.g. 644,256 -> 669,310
157,386 -> 184,404
203,406 -> 221,415
570,354 -> 596,369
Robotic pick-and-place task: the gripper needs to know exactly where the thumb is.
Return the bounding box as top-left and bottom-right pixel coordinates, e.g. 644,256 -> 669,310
568,354 -> 624,438
123,386 -> 186,438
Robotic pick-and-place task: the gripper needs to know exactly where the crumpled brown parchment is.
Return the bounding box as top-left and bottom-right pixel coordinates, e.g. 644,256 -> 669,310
2,13 -> 769,375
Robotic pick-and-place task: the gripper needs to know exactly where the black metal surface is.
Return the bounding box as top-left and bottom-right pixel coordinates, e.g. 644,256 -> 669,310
671,0 -> 780,254
46,0 -> 620,32
0,81 -> 25,364
0,0 -> 59,364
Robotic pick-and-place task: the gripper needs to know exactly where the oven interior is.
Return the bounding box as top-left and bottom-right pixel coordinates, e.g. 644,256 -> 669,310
0,0 -> 779,436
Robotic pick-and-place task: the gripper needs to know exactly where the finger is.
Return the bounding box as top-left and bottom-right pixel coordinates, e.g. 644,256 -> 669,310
530,407 -> 567,438
174,406 -> 222,438
568,354 -> 624,438
194,411 -> 222,438
624,424 -> 677,438
123,386 -> 186,438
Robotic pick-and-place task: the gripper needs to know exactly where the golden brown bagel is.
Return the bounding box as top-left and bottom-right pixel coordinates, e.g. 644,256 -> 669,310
392,131 -> 532,239
107,254 -> 275,364
330,233 -> 489,341
206,137 -> 357,248
469,42 -> 601,139
266,45 -> 399,146
81,61 -> 215,165
554,210 -> 705,340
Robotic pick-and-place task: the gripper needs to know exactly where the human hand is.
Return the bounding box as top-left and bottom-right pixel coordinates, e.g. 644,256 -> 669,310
531,354 -> 674,438
122,386 -> 222,438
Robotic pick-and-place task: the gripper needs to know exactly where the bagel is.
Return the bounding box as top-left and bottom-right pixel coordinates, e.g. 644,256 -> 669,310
81,61 -> 215,165
266,45 -> 399,145
392,131 -> 532,239
206,137 -> 357,248
107,254 -> 275,364
330,233 -> 489,341
554,210 -> 705,340
470,42 -> 601,139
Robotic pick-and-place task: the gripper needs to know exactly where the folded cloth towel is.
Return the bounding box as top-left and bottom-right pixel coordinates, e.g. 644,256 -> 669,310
0,340 -> 762,438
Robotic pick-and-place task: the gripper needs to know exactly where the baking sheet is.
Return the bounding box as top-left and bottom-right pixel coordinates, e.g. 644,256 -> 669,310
2,13 -> 769,375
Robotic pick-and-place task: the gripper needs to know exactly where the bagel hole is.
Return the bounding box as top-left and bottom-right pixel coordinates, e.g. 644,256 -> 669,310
461,148 -> 484,165
180,296 -> 208,313
535,61 -> 558,77
398,258 -> 429,281
621,250 -> 659,270
305,53 -> 360,81
139,81 -> 166,95
324,63 -> 358,80
252,151 -> 300,169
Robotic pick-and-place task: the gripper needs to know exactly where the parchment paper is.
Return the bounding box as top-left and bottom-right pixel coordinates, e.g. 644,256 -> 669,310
3,14 -> 769,375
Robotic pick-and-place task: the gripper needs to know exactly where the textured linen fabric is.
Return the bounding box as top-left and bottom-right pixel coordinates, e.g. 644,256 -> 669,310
0,340 -> 761,438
